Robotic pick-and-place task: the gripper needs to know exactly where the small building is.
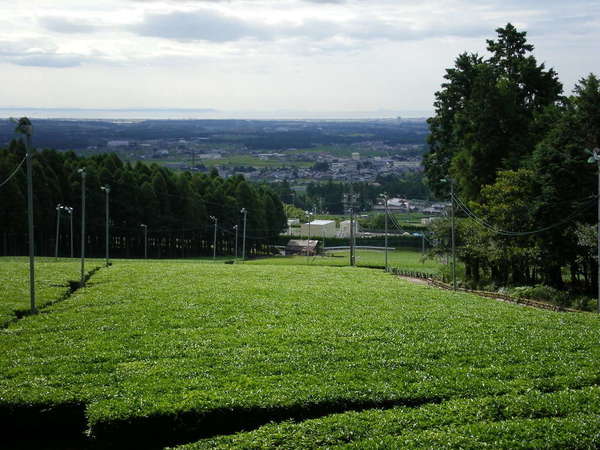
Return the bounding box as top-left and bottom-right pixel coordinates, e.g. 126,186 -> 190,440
286,239 -> 319,256
338,220 -> 359,238
351,152 -> 360,161
300,220 -> 337,238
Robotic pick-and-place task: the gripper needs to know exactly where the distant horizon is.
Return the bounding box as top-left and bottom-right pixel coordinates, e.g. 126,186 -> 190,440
0,107 -> 433,121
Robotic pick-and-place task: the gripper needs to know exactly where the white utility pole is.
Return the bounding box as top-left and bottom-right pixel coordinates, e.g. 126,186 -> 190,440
65,207 -> 74,258
101,186 -> 110,267
380,193 -> 389,272
55,204 -> 62,261
140,224 -> 148,259
441,178 -> 457,290
233,225 -> 239,259
241,208 -> 247,260
210,216 -> 218,260
78,168 -> 86,286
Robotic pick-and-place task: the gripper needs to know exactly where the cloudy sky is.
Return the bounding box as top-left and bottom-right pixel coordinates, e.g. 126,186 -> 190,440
1,0 -> 599,117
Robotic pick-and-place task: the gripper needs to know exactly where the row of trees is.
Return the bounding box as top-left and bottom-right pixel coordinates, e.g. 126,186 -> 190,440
424,24 -> 600,292
0,144 -> 286,258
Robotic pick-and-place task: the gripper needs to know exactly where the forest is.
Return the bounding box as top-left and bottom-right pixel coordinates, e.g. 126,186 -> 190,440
0,144 -> 286,258
424,24 -> 600,296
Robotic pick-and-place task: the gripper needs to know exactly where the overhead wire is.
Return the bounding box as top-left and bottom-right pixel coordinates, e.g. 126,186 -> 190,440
0,155 -> 26,189
451,193 -> 596,236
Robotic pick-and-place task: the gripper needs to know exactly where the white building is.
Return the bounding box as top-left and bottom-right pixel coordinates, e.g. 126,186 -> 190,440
300,220 -> 337,238
338,220 -> 359,238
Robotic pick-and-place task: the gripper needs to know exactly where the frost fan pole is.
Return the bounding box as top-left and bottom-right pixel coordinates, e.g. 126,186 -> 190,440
79,168 -> 86,286
101,186 -> 110,267
241,208 -> 247,261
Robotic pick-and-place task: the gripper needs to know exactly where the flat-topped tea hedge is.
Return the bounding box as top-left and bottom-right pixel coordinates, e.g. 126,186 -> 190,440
176,387 -> 600,448
0,261 -> 598,448
0,257 -> 102,325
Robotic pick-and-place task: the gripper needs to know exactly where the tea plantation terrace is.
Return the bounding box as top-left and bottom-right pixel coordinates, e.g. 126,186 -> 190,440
1,259 -> 599,448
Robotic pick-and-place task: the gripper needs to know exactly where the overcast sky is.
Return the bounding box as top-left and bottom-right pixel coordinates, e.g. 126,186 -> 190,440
1,0 -> 599,117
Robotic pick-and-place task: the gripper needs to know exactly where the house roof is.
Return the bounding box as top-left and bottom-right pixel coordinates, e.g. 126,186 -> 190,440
307,220 -> 335,226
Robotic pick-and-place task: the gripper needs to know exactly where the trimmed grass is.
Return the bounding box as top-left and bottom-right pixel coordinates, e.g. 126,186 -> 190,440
1,260 -> 599,447
247,249 -> 443,274
0,257 -> 103,325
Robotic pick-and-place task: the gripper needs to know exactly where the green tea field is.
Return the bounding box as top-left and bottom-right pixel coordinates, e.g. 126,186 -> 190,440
248,249 -> 445,274
1,259 -> 599,448
0,257 -> 103,326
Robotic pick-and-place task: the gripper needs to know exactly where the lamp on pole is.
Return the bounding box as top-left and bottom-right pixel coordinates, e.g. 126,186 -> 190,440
210,216 -> 218,260
441,178 -> 456,290
380,193 -> 389,272
586,147 -> 600,313
55,204 -> 63,261
13,118 -> 36,313
64,206 -> 74,258
140,224 -> 148,259
240,208 -> 247,261
78,168 -> 86,286
100,186 -> 110,267
233,225 -> 239,259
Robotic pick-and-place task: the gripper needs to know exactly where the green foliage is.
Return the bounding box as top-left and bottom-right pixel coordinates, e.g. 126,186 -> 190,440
0,149 -> 286,257
509,285 -> 571,307
424,23 -> 562,200
424,24 -> 600,294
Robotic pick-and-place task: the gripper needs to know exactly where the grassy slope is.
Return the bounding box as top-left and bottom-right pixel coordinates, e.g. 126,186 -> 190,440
0,257 -> 103,325
0,260 -> 599,446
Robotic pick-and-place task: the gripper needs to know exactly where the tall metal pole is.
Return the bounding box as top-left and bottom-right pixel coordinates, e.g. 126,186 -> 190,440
308,215 -> 311,259
234,225 -> 238,259
101,186 -> 110,267
597,158 -> 600,313
55,204 -> 62,261
68,207 -> 74,258
211,216 -> 217,260
350,207 -> 355,267
450,180 -> 456,290
241,208 -> 247,260
422,232 -> 425,256
79,168 -> 86,286
141,224 -> 148,259
16,118 -> 36,314
586,148 -> 600,313
382,194 -> 388,272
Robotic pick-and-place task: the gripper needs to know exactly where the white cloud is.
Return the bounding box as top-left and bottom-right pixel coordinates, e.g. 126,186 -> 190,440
0,0 -> 599,111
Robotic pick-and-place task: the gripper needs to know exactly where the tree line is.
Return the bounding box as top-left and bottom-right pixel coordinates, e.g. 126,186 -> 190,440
424,23 -> 600,294
0,143 -> 286,258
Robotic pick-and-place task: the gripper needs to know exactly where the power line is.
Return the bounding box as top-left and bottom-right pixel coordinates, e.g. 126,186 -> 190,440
0,155 -> 26,189
452,193 -> 596,236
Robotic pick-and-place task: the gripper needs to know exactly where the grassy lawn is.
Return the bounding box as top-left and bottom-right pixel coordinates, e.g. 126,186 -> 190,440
1,259 -> 599,447
248,249 -> 444,274
0,257 -> 104,325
